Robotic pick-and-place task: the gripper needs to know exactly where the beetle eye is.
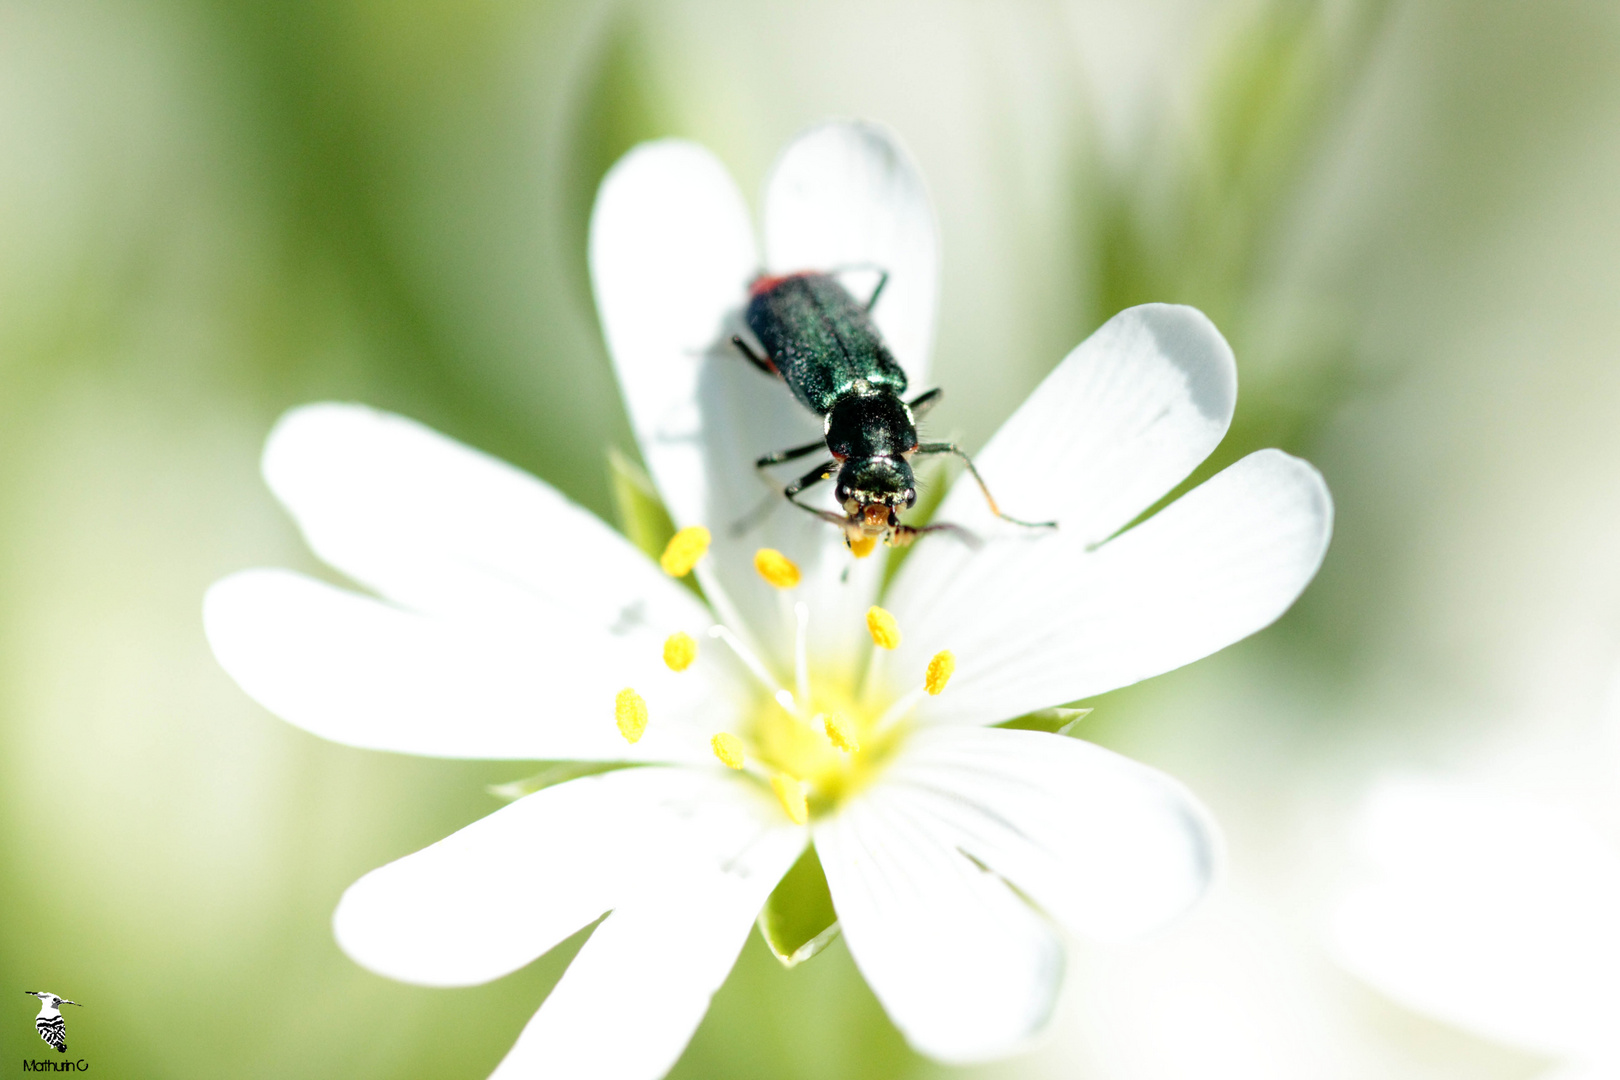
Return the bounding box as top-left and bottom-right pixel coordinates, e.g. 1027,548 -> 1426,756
904,487 -> 917,508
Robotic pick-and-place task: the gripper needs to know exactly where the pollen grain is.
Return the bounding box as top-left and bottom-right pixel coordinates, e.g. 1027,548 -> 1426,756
754,548 -> 801,589
823,712 -> 860,753
660,526 -> 711,577
865,606 -> 901,650
662,631 -> 697,672
847,534 -> 878,559
614,687 -> 648,744
711,732 -> 745,770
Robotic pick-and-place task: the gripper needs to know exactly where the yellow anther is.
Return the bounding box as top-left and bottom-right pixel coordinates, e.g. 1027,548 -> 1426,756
847,534 -> 878,559
754,548 -> 801,589
659,526 -> 711,577
771,772 -> 809,824
823,712 -> 860,753
925,650 -> 956,695
662,631 -> 697,672
866,606 -> 901,650
711,732 -> 745,770
614,688 -> 648,744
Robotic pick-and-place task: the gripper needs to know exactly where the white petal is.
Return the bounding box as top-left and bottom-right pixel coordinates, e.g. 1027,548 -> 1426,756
261,403 -> 708,637
891,449 -> 1332,726
814,789 -> 1064,1063
1333,782 -> 1620,1060
591,138 -> 879,671
489,788 -> 805,1080
926,303 -> 1235,547
889,304 -> 1238,653
333,767 -> 654,986
879,726 -> 1218,942
763,120 -> 939,386
336,767 -> 799,995
205,569 -> 731,763
589,139 -> 758,533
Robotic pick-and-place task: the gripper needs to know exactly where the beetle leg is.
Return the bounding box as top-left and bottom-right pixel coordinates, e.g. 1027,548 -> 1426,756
913,442 -> 1058,530
731,443 -> 834,536
731,334 -> 776,376
755,440 -> 827,471
823,263 -> 891,311
907,387 -> 943,419
865,269 -> 890,313
784,460 -> 850,529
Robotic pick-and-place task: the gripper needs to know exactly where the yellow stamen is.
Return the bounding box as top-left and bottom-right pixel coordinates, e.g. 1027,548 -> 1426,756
823,712 -> 860,753
925,650 -> 956,695
771,772 -> 809,824
847,534 -> 878,559
614,688 -> 647,744
659,526 -> 711,577
754,548 -> 801,589
711,732 -> 745,770
866,605 -> 901,650
662,631 -> 697,672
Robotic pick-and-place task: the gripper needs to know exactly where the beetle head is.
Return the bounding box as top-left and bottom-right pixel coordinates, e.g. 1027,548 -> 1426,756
835,456 -> 916,540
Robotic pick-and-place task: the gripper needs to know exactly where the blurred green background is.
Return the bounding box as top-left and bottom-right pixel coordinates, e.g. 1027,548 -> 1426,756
5,1 -> 1620,1077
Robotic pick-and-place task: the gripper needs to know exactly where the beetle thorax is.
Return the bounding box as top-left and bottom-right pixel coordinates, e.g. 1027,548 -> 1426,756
824,391 -> 916,461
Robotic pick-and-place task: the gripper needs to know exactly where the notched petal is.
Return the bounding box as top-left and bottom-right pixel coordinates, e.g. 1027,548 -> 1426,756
757,844 -> 841,967
995,706 -> 1093,737
486,761 -> 640,801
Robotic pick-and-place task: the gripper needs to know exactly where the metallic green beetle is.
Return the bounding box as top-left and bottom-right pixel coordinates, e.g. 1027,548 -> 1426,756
733,270 -> 1053,554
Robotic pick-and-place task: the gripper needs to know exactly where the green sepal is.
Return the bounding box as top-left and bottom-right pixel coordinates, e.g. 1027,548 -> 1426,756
996,705 -> 1094,738
607,447 -> 676,562
486,761 -> 633,801
757,843 -> 840,968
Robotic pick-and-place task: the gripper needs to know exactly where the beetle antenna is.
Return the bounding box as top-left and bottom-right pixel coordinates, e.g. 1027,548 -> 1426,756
891,521 -> 983,550
913,441 -> 1057,530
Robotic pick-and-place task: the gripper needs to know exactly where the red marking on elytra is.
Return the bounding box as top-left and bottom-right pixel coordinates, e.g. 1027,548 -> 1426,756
749,271 -> 812,297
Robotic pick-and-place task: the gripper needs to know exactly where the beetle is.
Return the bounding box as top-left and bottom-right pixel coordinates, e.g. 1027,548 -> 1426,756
731,269 -> 1054,555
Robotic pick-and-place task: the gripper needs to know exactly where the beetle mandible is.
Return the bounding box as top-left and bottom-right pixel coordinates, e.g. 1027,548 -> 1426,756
731,269 -> 1055,555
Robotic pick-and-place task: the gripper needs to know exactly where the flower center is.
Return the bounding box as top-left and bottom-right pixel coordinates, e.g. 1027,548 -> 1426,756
744,665 -> 901,817
618,539 -> 954,824
701,592 -> 946,823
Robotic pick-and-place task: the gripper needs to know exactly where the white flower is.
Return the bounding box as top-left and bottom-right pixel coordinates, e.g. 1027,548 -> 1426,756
204,121 -> 1333,1079
1334,779 -> 1620,1079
